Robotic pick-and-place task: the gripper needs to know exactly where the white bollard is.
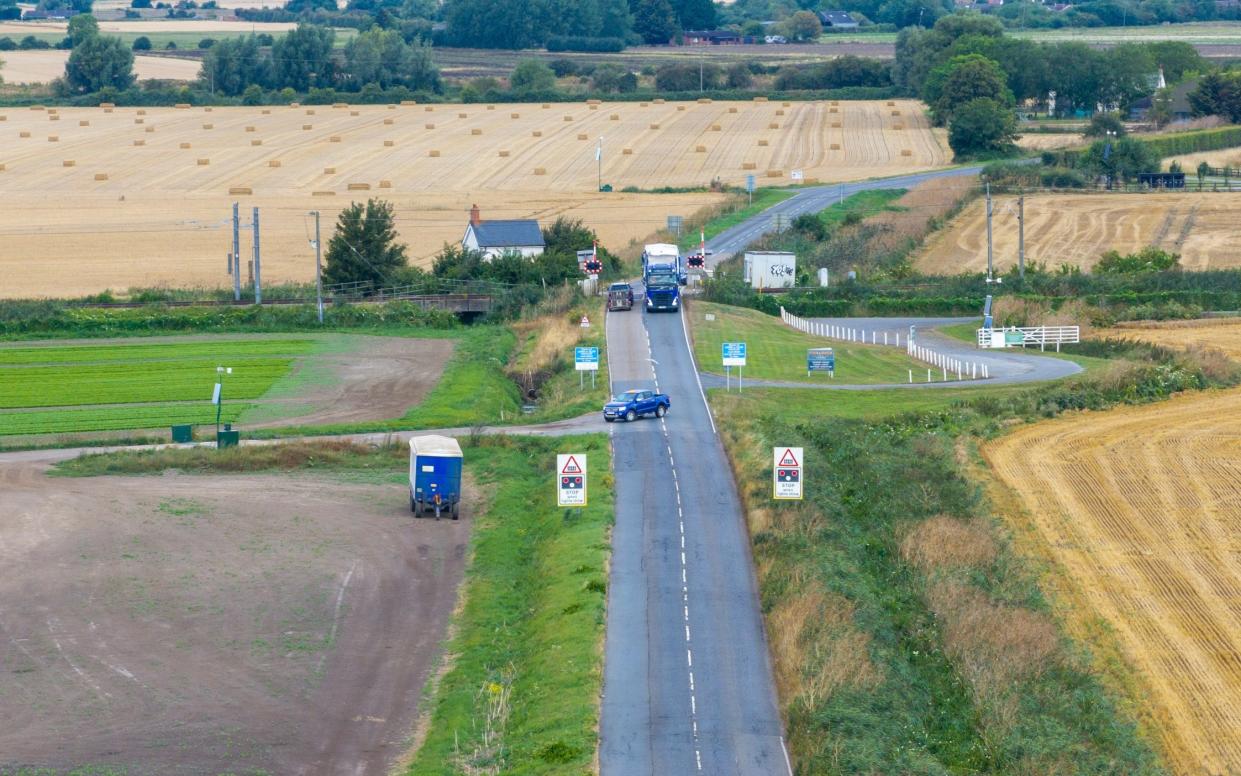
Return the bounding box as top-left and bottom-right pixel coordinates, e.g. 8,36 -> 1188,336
972,363 -> 976,379
927,369 -> 932,382
957,367 -> 962,381
909,369 -> 913,383
884,332 -> 888,346
942,367 -> 947,381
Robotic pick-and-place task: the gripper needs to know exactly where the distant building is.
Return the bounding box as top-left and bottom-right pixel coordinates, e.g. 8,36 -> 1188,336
818,11 -> 859,28
682,29 -> 742,45
462,205 -> 545,260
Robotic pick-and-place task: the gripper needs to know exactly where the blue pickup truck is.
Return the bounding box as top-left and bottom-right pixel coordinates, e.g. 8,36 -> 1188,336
603,389 -> 671,422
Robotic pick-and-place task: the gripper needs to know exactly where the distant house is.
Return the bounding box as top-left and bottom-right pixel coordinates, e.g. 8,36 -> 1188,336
462,205 -> 545,260
818,11 -> 859,28
682,29 -> 742,45
1168,77 -> 1199,122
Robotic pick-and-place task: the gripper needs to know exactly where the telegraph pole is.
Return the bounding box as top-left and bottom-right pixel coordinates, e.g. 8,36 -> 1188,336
252,206 -> 262,305
311,210 -> 323,324
982,180 -> 992,279
1017,191 -> 1025,281
232,203 -> 241,302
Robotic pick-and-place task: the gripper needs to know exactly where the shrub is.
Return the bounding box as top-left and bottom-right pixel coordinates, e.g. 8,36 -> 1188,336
198,37 -> 216,48
546,35 -> 623,52
132,35 -> 151,50
655,61 -> 722,91
0,37 -> 15,51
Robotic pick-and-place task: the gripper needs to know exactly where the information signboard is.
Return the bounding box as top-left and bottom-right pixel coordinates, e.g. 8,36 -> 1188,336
722,342 -> 747,367
773,447 -> 803,500
557,454 -> 587,507
575,346 -> 599,372
807,347 -> 835,376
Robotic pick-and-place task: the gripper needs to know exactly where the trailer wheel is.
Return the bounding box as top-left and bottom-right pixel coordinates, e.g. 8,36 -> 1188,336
410,493 -> 417,514
655,404 -> 666,418
625,409 -> 637,422
451,501 -> 460,520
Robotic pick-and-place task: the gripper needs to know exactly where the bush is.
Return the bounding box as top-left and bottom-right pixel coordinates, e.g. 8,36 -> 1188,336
132,35 -> 151,50
19,35 -> 52,50
241,83 -> 264,105
0,36 -> 16,51
198,37 -> 216,48
1096,246 -> 1180,274
549,58 -> 576,77
546,35 -> 624,52
655,62 -> 722,91
725,62 -> 752,89
774,56 -> 891,90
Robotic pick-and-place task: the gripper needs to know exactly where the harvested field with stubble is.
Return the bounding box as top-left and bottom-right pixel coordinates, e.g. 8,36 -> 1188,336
1114,318 -> 1241,358
0,50 -> 202,84
917,192 -> 1241,273
0,100 -> 946,297
985,386 -> 1241,775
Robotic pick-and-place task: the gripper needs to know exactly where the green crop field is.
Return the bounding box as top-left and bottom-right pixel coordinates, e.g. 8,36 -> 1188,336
0,337 -> 313,436
688,301 -> 924,384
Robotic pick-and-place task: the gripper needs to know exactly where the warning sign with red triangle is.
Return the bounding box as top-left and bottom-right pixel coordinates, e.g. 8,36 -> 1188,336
557,453 -> 588,507
561,455 -> 583,475
777,448 -> 800,467
772,446 -> 803,501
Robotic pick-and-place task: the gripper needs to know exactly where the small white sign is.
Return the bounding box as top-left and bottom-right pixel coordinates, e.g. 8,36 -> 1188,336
580,315 -> 591,328
773,446 -> 803,500
211,383 -> 221,405
557,453 -> 588,507
791,170 -> 804,181
705,313 -> 715,321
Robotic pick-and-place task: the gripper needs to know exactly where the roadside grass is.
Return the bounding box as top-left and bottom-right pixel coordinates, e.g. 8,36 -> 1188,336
710,383 -> 1031,422
53,433 -> 614,774
688,300 -> 927,384
937,321 -> 1119,374
677,188 -> 795,251
507,295 -> 610,422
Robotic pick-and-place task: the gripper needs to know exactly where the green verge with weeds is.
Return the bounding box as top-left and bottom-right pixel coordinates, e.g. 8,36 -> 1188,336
711,339 -> 1239,774
54,433 -> 614,775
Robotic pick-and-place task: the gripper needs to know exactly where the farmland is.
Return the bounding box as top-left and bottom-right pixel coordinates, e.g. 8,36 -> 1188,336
0,100 -> 947,298
0,50 -> 201,85
1114,318 -> 1241,357
985,383 -> 1241,775
0,333 -> 453,436
916,192 -> 1241,273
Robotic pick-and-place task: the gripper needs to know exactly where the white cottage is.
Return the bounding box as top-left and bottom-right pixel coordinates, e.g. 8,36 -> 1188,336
462,204 -> 545,260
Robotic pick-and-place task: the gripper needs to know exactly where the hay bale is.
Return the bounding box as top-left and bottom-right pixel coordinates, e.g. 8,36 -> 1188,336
229,186 -> 252,195
728,107 -> 738,113
198,158 -> 210,165
0,115 -> 5,121
94,173 -> 108,181
831,121 -> 841,128
782,101 -> 790,107
350,110 -> 360,116
829,107 -> 838,113
303,124 -> 313,130
268,160 -> 281,167
79,120 -> 89,126
401,100 -> 417,106
829,143 -> 840,150
145,126 -> 155,133
104,108 -> 113,114
677,106 -> 685,111
886,100 -> 895,106
775,109 -> 784,116
753,96 -> 768,102
622,148 -> 633,155
590,104 -> 598,110
649,123 -> 660,129
135,118 -> 144,124
768,122 -> 779,129
245,126 -> 256,132
306,109 -> 316,115
290,102 -> 300,108
893,122 -> 905,130
333,102 -> 348,108
695,145 -> 706,152
742,161 -> 756,170
563,115 -> 573,121
428,150 -> 440,157
384,117 -> 394,124
49,115 -> 59,121
384,140 -> 394,147
0,163 -> 5,171
19,131 -> 30,138
379,180 -> 392,188
711,124 -> 721,131
542,103 -> 551,108
62,160 -> 75,167
640,102 -> 648,107
766,169 -> 782,178
511,112 -> 520,119
532,130 -> 542,137
471,128 -> 482,135
312,190 -> 335,196
891,110 -> 901,116
587,99 -> 602,105
654,98 -> 665,104
324,167 -> 336,174
533,167 -> 546,175
137,109 -> 147,115
179,142 -> 191,149
251,139 -> 263,146
48,136 -> 58,142
329,136 -> 341,142
425,106 -> 434,112
425,123 -> 435,129
610,113 -> 619,120
205,107 -> 213,112
485,104 -> 495,110
261,109 -> 271,114
830,100 -> 838,106
347,182 -> 370,190
387,104 -> 396,110
698,97 -> 712,104
175,103 -> 191,109
498,150 -> 510,157
900,149 -> 913,157
757,139 -> 769,147
577,133 -> 587,140
203,123 -> 214,129
99,102 -> 115,108
458,112 -> 468,118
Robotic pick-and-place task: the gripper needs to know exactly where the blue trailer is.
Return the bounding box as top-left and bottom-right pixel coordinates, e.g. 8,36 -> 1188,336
409,435 -> 463,520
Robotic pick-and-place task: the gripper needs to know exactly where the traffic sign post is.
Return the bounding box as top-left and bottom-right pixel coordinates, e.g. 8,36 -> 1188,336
722,341 -> 746,392
557,453 -> 587,508
575,346 -> 599,390
807,347 -> 835,378
745,174 -> 755,205
773,447 -> 803,500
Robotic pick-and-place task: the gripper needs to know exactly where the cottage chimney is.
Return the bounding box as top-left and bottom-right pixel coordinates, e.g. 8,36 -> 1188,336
470,204 -> 481,226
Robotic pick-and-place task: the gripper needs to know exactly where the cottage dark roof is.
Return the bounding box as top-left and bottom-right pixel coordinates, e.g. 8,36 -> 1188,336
471,220 -> 545,248
819,11 -> 857,24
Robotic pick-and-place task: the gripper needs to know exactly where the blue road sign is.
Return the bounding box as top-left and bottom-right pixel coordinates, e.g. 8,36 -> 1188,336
575,346 -> 599,363
807,347 -> 835,373
745,174 -> 756,193
722,342 -> 746,366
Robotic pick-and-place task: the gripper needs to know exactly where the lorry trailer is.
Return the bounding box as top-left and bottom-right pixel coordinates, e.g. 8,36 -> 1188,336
409,435 -> 463,519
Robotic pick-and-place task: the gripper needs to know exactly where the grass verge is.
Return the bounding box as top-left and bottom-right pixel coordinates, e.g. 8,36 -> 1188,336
709,339 -> 1240,774
677,187 -> 796,251
54,433 -> 614,774
688,300 -> 926,384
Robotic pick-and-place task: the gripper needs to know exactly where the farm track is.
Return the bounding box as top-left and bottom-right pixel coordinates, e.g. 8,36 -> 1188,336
985,388 -> 1241,775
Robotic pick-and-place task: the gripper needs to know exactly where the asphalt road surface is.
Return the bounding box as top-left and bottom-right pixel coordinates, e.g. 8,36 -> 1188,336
600,294 -> 788,776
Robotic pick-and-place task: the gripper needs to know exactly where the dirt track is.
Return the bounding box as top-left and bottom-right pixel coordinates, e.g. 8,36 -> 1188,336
986,390 -> 1241,775
0,462 -> 468,775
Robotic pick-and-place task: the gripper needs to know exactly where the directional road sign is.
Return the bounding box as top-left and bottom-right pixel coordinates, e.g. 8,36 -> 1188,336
807,347 -> 835,375
557,453 -> 588,507
575,346 -> 599,372
773,446 -> 803,500
722,341 -> 747,367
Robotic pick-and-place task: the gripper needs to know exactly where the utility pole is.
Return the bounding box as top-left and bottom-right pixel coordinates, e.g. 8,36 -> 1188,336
232,202 -> 241,302
252,206 -> 262,305
982,180 -> 992,279
1017,191 -> 1025,281
311,210 -> 323,324
596,136 -> 602,192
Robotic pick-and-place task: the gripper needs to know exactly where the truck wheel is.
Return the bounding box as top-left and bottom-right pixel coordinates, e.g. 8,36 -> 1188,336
626,409 -> 637,422
656,404 -> 666,418
410,494 -> 417,514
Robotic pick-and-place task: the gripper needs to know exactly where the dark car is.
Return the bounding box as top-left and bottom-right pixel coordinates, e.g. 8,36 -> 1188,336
607,282 -> 634,311
603,389 -> 670,422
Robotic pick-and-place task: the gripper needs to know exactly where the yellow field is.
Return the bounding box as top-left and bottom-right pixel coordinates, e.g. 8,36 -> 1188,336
0,20 -> 298,35
1112,318 -> 1241,358
0,100 -> 946,297
917,192 -> 1241,273
1014,133 -> 1084,151
0,50 -> 201,84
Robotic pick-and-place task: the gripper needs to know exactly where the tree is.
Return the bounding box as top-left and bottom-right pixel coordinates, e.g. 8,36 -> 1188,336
1189,71 -> 1241,123
323,199 -> 409,288
241,82 -> 264,104
443,0 -> 545,49
66,13 -> 99,46
948,97 -> 1017,158
633,0 -> 678,45
271,23 -> 334,91
655,61 -> 721,91
671,0 -> 713,29
1076,137 -> 1158,185
131,0 -> 151,7
1197,160 -> 1209,190
784,10 -> 822,42
1084,112 -> 1125,138
1095,246 -> 1179,273
725,62 -> 751,89
345,26 -> 440,91
592,63 -> 637,92
599,0 -> 633,40
63,34 -> 134,93
1147,40 -> 1205,83
925,53 -> 1011,125
199,35 -> 271,96
132,35 -> 151,50
509,58 -> 556,95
